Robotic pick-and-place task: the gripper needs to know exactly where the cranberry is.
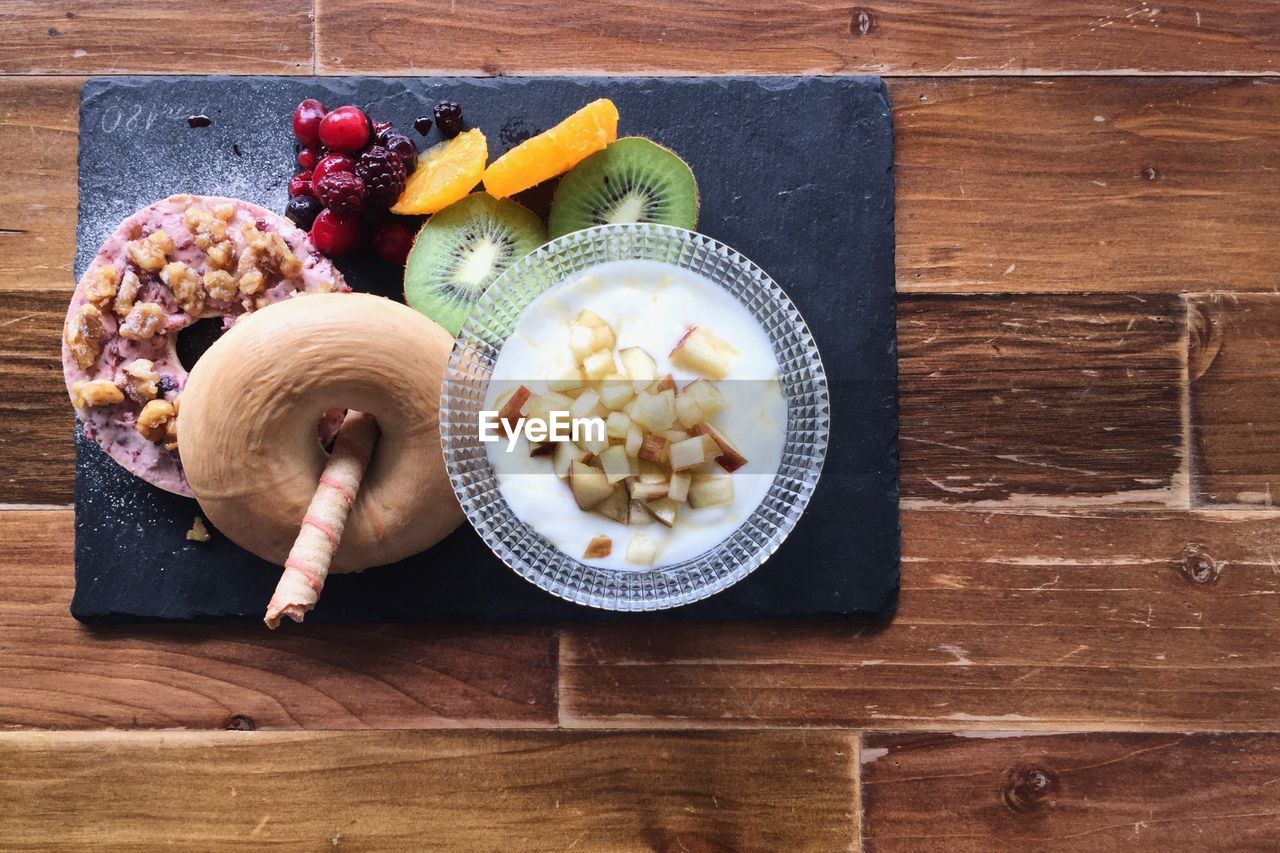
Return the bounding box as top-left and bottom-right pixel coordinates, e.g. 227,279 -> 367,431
289,170 -> 313,197
312,152 -> 354,187
318,105 -> 370,153
297,147 -> 319,170
372,220 -> 415,265
310,208 -> 361,256
292,99 -> 326,147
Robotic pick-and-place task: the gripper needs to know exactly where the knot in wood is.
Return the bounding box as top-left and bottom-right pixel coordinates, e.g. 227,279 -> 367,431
851,8 -> 875,36
1002,763 -> 1058,813
1143,165 -> 1159,181
225,713 -> 256,731
1179,545 -> 1224,585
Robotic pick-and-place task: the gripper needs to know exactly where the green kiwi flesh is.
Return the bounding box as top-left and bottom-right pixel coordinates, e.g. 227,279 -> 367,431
547,137 -> 699,240
404,192 -> 546,336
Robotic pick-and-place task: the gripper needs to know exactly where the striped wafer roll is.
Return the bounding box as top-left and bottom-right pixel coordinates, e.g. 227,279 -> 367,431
264,411 -> 380,629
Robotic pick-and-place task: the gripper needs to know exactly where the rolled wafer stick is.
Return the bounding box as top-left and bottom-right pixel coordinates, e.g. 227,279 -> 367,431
264,410 -> 380,629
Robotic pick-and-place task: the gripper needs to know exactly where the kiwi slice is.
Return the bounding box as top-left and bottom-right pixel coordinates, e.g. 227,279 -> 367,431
404,192 -> 546,336
548,137 -> 699,240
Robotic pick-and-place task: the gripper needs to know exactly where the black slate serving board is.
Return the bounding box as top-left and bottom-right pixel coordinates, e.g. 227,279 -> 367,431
72,76 -> 899,623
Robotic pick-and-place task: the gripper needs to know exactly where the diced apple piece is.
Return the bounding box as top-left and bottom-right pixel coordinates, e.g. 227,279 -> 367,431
583,535 -> 612,559
569,324 -> 596,361
624,424 -> 644,457
675,394 -> 704,429
638,460 -> 667,483
661,429 -> 690,443
639,433 -> 668,464
648,497 -> 678,527
553,441 -> 588,478
498,385 -> 532,429
569,389 -> 605,421
580,430 -> 611,455
626,533 -> 659,566
619,347 -> 658,390
594,485 -> 629,524
524,391 -> 574,425
682,379 -> 725,418
591,325 -> 615,353
600,445 -> 632,484
605,411 -> 631,439
647,374 -> 676,394
598,374 -> 635,410
529,441 -> 555,457
547,365 -> 585,393
628,499 -> 656,526
570,460 -> 614,510
688,475 -> 735,509
576,309 -> 607,328
668,471 -> 691,503
630,389 -> 676,432
670,327 -> 736,379
628,480 -> 669,502
669,434 -> 716,471
582,349 -> 618,381
690,422 -> 749,473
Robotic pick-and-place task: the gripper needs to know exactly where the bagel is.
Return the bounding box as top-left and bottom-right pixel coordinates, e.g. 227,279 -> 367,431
62,194 -> 347,495
178,292 -> 463,572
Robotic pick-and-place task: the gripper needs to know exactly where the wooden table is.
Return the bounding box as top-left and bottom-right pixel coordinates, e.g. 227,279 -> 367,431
2,2 -> 1278,849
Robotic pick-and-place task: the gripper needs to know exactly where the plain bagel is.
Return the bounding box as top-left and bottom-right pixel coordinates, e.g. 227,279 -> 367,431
178,292 -> 463,572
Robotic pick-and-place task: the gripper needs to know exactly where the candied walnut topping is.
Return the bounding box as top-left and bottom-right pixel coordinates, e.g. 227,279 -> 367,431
137,398 -> 178,448
237,268 -> 266,296
161,261 -> 204,315
184,204 -> 230,250
206,239 -> 235,272
126,229 -> 173,271
203,269 -> 238,302
114,269 -> 142,317
83,266 -> 118,310
69,379 -> 124,409
118,302 -> 166,340
121,358 -> 160,403
186,515 -> 211,542
65,303 -> 106,370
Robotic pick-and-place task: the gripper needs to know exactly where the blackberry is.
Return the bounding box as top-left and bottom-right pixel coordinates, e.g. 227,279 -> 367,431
285,194 -> 323,230
156,375 -> 179,397
315,171 -> 367,215
433,100 -> 464,138
355,145 -> 408,209
376,129 -> 418,174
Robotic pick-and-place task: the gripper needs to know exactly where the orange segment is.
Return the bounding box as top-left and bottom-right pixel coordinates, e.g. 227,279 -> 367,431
482,99 -> 619,199
391,128 -> 488,215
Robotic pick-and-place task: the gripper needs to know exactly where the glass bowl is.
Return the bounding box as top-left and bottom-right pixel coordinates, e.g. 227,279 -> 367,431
440,224 -> 830,611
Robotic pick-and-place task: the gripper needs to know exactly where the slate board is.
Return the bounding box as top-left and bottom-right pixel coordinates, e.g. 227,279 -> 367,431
72,76 -> 899,623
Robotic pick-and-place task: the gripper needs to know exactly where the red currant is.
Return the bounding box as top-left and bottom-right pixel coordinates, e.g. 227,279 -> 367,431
289,170 -> 313,197
312,152 -> 354,187
318,105 -> 370,153
292,99 -> 326,147
372,220 -> 415,266
297,147 -> 319,170
309,208 -> 361,256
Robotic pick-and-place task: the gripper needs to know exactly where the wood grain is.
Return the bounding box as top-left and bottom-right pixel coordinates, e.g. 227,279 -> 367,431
894,77 -> 1280,293
561,507 -> 1280,730
0,729 -> 857,850
900,293 -> 1184,503
0,511 -> 558,729
1188,294 -> 1280,507
316,1 -> 1280,75
861,732 -> 1280,851
0,2 -> 312,74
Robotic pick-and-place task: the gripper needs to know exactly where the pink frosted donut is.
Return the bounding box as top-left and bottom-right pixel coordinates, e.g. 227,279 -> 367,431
62,194 -> 348,496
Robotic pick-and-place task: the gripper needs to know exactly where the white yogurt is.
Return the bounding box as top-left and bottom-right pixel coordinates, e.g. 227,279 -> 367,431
485,259 -> 786,570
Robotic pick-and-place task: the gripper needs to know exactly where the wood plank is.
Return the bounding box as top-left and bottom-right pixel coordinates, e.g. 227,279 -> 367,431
0,3 -> 312,74
0,729 -> 857,850
561,507 -> 1280,730
861,732 -> 1280,852
0,511 -> 558,729
316,1 -> 1280,75
0,77 -> 79,295
1188,293 -> 1280,507
894,77 -> 1280,293
900,293 -> 1184,503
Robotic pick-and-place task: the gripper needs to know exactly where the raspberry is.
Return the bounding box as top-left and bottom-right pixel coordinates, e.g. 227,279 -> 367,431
289,170 -> 313,197
318,105 -> 370,153
316,171 -> 367,215
376,129 -> 418,174
356,145 -> 408,209
285,194 -> 323,230
433,100 -> 464,138
292,99 -> 326,147
309,208 -> 361,256
312,152 -> 354,187
372,220 -> 414,265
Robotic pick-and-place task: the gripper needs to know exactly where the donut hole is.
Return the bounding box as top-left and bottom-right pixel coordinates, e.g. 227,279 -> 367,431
176,316 -> 226,369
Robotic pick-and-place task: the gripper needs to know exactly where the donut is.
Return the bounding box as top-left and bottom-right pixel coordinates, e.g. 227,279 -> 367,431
62,194 -> 348,496
177,292 -> 463,572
